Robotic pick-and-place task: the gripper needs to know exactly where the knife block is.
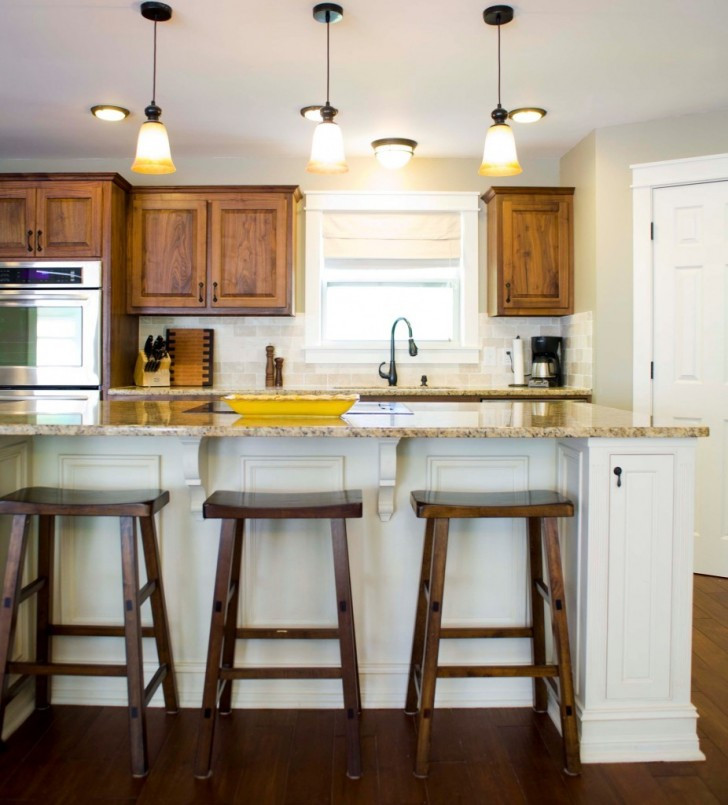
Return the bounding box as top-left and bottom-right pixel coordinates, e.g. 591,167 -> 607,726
134,351 -> 171,387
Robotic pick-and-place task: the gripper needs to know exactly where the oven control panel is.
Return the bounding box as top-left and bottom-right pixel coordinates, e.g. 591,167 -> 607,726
0,261 -> 101,288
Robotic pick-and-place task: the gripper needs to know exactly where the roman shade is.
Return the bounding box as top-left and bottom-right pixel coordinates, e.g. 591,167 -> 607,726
322,212 -> 461,260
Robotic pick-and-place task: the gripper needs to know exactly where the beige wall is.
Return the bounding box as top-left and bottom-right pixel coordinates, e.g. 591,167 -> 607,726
561,108 -> 728,409
0,155 -> 559,192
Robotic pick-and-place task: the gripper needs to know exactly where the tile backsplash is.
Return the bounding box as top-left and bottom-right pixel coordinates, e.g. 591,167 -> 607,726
140,310 -> 592,389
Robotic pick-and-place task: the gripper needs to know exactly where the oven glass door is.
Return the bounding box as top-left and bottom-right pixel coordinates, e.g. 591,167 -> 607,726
0,290 -> 101,387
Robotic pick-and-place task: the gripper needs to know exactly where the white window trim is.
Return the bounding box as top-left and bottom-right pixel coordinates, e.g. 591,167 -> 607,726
304,191 -> 481,364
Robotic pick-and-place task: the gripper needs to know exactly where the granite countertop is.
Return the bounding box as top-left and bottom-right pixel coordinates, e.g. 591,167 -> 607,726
0,399 -> 707,439
109,385 -> 592,399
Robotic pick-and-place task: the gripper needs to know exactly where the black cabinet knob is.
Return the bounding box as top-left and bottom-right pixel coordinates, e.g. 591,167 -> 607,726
614,466 -> 622,487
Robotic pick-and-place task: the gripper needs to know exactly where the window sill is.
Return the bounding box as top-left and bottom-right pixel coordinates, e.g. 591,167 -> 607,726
304,345 -> 481,364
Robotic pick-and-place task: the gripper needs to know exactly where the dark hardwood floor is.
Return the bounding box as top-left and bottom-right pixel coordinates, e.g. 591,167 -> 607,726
2,574 -> 728,804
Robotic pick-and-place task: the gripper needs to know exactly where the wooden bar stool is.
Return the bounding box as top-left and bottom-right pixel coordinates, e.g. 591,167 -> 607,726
405,489 -> 581,778
194,489 -> 363,780
0,487 -> 178,777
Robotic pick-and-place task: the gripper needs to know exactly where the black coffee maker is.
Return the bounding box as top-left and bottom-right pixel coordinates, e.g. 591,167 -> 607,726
529,336 -> 563,387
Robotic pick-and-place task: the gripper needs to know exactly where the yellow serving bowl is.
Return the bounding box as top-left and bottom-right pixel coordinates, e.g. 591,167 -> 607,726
222,393 -> 359,417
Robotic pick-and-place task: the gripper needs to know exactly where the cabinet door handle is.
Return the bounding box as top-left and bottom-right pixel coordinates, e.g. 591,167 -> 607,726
505,282 -> 511,303
36,230 -> 43,252
27,230 -> 33,252
198,282 -> 204,303
614,466 -> 622,487
212,281 -> 218,303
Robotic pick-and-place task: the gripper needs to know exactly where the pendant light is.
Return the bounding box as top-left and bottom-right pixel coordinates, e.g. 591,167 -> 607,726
479,5 -> 522,177
132,1 -> 176,175
307,3 -> 348,174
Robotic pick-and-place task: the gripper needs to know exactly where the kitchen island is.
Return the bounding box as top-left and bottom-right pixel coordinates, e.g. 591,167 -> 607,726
0,399 -> 706,764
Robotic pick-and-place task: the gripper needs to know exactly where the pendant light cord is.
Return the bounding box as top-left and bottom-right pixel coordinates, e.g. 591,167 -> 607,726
496,14 -> 501,108
325,11 -> 331,105
151,19 -> 158,104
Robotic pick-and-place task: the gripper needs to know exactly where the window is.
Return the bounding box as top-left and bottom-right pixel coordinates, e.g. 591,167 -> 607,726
305,192 -> 480,363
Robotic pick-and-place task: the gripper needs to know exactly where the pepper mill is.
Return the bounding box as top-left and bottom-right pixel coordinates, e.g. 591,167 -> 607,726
265,345 -> 275,387
274,357 -> 284,388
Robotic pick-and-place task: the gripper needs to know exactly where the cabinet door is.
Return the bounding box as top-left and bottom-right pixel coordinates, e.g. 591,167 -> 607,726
36,182 -> 102,257
501,195 -> 572,314
0,186 -> 36,257
606,453 -> 674,700
129,197 -> 208,309
209,196 -> 291,313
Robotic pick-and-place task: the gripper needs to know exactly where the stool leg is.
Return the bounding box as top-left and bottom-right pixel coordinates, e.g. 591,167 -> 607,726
0,514 -> 32,742
528,517 -> 548,713
331,517 -> 362,780
543,517 -> 581,775
219,518 -> 244,716
405,517 -> 435,715
414,517 -> 449,779
120,515 -> 148,778
194,518 -> 238,779
138,514 -> 179,714
35,515 -> 55,710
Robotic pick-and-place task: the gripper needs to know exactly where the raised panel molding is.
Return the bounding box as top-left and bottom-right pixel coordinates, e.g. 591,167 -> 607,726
240,456 -> 344,630
425,456 -> 529,630
57,454 -> 161,626
607,454 -> 674,699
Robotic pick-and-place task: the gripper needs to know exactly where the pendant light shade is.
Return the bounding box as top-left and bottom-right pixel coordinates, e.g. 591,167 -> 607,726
132,2 -> 175,175
479,5 -> 522,177
306,4 -> 348,174
132,106 -> 175,174
308,105 -> 348,173
479,108 -> 521,177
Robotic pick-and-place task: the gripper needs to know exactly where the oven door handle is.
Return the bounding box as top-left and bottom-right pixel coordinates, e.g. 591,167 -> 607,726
0,293 -> 96,303
0,393 -> 88,402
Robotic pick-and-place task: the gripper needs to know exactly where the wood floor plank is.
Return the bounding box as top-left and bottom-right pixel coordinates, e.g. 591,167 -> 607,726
655,774 -> 721,803
283,710 -> 336,804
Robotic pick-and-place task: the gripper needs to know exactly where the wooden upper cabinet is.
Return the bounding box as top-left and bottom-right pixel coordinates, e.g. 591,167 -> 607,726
36,183 -> 102,257
484,187 -> 574,316
128,187 -> 298,315
0,187 -> 35,256
130,196 -> 207,309
209,196 -> 289,310
0,181 -> 102,258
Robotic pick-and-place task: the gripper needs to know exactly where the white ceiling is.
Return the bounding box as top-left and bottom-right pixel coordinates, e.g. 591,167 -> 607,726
2,0 -> 728,164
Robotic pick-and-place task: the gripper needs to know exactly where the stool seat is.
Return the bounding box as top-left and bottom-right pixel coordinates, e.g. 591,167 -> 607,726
0,487 -> 169,516
410,489 -> 573,519
203,489 -> 362,520
0,486 -> 177,777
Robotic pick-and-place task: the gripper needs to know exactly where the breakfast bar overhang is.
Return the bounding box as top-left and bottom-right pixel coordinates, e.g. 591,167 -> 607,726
0,400 -> 708,764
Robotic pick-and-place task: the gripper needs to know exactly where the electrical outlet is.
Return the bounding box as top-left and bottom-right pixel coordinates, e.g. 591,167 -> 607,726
501,348 -> 511,366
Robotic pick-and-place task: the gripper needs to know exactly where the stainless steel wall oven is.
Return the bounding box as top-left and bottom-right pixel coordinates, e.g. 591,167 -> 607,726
0,260 -> 102,413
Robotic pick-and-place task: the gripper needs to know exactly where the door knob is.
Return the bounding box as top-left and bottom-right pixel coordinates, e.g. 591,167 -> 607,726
613,466 -> 622,487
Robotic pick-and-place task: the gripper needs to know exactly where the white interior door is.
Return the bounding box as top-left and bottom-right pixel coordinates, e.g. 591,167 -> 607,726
652,181 -> 728,576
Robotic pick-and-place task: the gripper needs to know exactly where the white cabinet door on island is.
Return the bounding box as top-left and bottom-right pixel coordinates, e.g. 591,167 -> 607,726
0,400 -> 706,763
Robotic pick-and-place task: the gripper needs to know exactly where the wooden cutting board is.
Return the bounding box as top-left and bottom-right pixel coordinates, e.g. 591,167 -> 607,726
166,328 -> 214,387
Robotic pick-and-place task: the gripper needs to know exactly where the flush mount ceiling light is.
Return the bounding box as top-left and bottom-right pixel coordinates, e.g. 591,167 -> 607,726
371,138 -> 418,170
306,3 -> 348,174
509,107 -> 547,123
479,5 -> 522,177
90,105 -> 130,122
131,1 -> 175,175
